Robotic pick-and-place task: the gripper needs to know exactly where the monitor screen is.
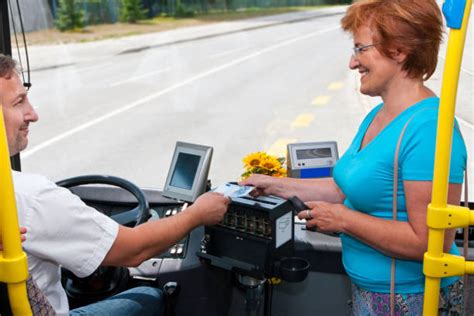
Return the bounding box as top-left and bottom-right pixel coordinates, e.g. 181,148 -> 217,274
296,148 -> 332,160
162,142 -> 213,202
169,153 -> 201,190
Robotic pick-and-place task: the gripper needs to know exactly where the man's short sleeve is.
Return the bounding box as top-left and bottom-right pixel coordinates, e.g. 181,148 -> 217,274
17,175 -> 119,278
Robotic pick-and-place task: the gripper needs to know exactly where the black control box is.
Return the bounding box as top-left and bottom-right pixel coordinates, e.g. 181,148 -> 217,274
198,195 -> 295,279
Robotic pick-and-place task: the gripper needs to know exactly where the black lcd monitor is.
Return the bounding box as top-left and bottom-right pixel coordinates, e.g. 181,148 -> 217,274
162,142 -> 213,202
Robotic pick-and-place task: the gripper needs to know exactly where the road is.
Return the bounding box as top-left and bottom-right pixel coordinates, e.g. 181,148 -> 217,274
20,8 -> 474,196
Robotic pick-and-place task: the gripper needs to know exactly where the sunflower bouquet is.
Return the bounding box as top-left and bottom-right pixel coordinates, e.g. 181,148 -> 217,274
241,151 -> 287,180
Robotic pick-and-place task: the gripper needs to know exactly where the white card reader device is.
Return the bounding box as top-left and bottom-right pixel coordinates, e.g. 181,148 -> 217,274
287,141 -> 338,178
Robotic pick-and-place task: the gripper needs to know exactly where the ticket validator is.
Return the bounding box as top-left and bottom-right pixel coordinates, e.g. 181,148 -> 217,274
198,194 -> 298,279
287,141 -> 339,178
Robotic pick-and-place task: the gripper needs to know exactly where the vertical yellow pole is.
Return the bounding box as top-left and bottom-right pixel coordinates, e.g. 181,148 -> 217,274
0,109 -> 31,315
423,0 -> 472,315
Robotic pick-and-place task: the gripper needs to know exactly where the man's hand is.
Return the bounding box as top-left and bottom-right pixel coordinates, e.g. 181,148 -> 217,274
103,192 -> 230,266
191,192 -> 230,226
0,226 -> 27,251
20,226 -> 27,242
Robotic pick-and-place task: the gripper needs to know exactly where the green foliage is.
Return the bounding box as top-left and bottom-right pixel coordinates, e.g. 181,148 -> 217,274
55,0 -> 85,31
120,0 -> 148,23
174,4 -> 195,18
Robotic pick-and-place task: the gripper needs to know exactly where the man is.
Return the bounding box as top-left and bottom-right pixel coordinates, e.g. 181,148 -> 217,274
0,54 -> 230,315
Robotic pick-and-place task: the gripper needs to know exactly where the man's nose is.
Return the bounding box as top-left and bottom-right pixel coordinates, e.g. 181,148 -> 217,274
349,55 -> 359,70
25,102 -> 39,122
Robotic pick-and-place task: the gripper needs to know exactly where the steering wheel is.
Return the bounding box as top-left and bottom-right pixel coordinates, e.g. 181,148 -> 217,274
56,175 -> 150,307
57,174 -> 150,226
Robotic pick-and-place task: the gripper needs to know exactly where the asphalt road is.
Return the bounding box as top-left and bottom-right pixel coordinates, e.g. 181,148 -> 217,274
21,9 -> 474,196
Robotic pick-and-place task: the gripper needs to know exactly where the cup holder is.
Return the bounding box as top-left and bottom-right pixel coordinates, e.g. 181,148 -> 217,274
275,257 -> 310,282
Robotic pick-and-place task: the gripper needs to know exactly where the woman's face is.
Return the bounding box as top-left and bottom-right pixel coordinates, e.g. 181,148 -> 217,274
349,24 -> 403,97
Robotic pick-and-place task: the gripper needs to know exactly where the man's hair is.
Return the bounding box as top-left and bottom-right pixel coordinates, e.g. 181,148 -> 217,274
341,0 -> 443,81
0,54 -> 17,79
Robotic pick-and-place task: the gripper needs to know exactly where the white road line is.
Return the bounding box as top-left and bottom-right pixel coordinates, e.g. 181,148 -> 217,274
75,62 -> 114,74
23,25 -> 340,159
110,67 -> 172,87
210,47 -> 245,59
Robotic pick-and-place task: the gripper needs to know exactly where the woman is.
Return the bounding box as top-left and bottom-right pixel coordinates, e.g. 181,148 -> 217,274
241,0 -> 466,314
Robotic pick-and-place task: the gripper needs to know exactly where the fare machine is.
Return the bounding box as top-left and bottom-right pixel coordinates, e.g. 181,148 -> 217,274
287,141 -> 339,178
159,141 -> 310,315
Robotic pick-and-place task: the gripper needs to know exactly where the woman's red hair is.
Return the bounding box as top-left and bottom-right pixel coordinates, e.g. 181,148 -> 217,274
341,0 -> 443,80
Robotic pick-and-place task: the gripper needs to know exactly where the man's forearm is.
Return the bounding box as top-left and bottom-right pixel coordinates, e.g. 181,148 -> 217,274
102,208 -> 201,267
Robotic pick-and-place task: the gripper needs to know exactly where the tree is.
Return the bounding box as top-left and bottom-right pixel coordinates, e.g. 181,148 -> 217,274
174,4 -> 195,18
120,0 -> 148,23
55,0 -> 85,32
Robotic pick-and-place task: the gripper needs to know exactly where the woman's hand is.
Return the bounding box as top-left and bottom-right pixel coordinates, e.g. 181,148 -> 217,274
0,226 -> 27,251
241,175 -> 345,203
298,201 -> 347,233
239,174 -> 279,197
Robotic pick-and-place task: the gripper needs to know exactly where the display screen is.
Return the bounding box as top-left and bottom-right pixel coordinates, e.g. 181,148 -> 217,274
296,148 -> 332,160
169,153 -> 201,190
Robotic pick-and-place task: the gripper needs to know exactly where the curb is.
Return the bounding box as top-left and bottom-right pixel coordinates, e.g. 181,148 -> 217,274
118,11 -> 345,55
28,7 -> 347,72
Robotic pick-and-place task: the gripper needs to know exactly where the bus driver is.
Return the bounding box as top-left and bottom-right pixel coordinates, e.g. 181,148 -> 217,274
0,54 -> 230,316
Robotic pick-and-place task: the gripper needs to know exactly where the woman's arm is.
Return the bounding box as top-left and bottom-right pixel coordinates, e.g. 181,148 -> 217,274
303,181 -> 461,261
239,174 -> 345,203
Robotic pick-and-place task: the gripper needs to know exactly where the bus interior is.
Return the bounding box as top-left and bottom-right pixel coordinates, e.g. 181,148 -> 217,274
0,0 -> 473,315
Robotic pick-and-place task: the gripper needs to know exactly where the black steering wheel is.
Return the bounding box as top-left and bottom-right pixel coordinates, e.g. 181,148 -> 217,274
56,175 -> 150,308
57,174 -> 150,226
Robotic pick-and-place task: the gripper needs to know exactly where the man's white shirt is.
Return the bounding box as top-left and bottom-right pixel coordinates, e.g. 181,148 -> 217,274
13,171 -> 119,315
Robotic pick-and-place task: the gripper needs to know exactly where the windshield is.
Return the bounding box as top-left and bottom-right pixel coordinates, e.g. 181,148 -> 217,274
9,1 -> 474,194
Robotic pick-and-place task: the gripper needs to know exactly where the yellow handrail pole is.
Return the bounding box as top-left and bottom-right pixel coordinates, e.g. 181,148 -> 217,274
467,261 -> 474,274
0,109 -> 31,315
423,1 -> 472,315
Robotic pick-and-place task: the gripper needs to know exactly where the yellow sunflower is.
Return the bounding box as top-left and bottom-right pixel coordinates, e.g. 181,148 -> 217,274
275,167 -> 287,177
260,155 -> 281,171
241,151 -> 287,179
243,152 -> 264,168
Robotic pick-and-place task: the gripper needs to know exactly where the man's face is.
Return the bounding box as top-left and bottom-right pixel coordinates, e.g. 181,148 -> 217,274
0,72 -> 38,156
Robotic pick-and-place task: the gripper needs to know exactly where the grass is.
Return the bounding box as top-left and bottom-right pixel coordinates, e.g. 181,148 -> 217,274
22,6 -> 334,45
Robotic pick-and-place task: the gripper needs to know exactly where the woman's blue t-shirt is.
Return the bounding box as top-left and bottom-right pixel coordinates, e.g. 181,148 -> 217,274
333,97 -> 467,294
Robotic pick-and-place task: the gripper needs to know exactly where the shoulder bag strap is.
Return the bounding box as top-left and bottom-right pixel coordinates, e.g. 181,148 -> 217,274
391,108 -> 432,316
391,109 -> 468,316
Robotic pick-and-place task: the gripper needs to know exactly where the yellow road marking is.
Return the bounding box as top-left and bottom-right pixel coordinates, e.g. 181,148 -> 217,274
328,81 -> 344,91
291,113 -> 315,128
312,95 -> 331,106
266,138 -> 298,157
